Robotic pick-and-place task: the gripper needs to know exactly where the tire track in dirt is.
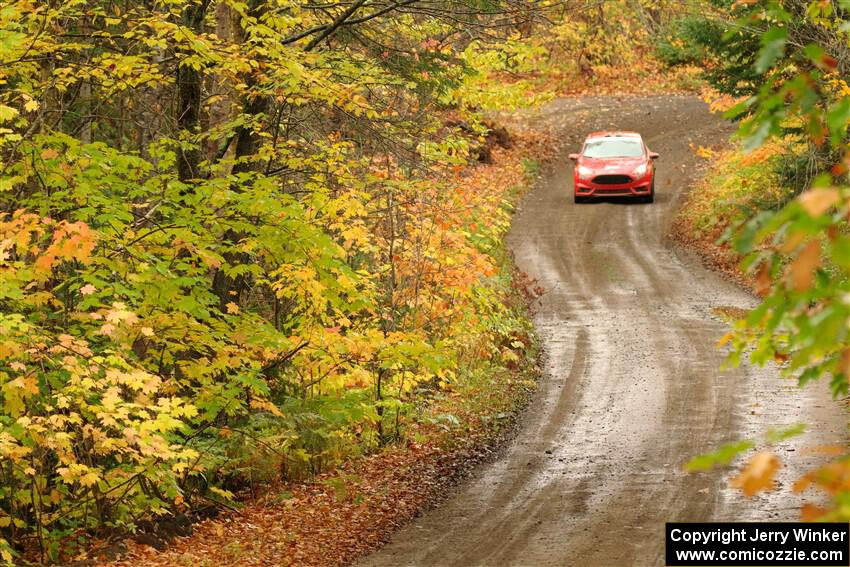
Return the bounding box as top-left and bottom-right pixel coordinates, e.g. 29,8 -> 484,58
355,95 -> 846,567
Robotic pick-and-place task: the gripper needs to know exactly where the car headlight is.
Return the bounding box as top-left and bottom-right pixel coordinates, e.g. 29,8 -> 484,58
577,165 -> 593,179
632,163 -> 648,177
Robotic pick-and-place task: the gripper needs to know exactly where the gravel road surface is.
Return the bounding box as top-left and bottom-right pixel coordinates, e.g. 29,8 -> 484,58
357,95 -> 846,567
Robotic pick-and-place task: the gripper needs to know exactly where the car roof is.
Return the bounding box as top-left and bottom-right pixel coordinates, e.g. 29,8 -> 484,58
585,131 -> 642,139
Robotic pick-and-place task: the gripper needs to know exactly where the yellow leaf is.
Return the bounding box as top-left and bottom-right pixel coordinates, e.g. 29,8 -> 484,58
225,302 -> 239,314
197,249 -> 221,269
730,451 -> 780,497
79,471 -> 100,487
249,397 -> 283,417
24,99 -> 39,113
140,326 -> 155,337
0,105 -> 18,122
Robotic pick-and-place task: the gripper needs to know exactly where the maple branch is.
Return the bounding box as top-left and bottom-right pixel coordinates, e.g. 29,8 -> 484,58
261,340 -> 311,373
280,0 -> 420,48
305,0 -> 368,50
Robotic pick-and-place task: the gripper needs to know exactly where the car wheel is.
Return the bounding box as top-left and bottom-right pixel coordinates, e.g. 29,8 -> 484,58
644,180 -> 655,204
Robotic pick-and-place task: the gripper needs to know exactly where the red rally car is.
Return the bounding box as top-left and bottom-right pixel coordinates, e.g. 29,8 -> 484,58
569,132 -> 659,203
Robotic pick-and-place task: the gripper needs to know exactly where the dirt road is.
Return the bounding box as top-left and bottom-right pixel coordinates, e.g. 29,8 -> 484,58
357,95 -> 846,566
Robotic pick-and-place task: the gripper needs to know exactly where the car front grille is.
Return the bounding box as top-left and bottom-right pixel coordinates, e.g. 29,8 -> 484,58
592,174 -> 632,185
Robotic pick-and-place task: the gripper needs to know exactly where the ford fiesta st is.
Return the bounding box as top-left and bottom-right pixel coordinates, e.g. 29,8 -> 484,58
569,132 -> 659,203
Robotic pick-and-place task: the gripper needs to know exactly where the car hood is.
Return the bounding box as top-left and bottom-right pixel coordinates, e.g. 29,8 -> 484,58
579,156 -> 646,175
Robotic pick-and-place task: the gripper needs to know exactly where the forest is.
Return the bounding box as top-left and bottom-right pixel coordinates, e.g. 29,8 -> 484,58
0,0 -> 847,565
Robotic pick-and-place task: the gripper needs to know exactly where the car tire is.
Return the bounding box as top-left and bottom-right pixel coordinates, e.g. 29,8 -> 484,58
644,180 -> 655,204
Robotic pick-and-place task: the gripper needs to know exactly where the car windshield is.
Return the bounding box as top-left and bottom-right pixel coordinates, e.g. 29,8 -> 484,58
583,138 -> 644,158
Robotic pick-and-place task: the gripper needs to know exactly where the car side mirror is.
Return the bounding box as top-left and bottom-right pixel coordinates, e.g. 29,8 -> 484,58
649,152 -> 659,159
568,153 -> 579,161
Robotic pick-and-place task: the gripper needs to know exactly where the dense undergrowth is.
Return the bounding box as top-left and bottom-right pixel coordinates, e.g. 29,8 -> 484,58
102,132 -> 550,567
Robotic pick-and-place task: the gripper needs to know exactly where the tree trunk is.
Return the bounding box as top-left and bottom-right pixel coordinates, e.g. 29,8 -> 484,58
176,2 -> 207,182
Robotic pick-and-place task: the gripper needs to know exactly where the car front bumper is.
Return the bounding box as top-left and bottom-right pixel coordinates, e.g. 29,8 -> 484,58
574,177 -> 652,197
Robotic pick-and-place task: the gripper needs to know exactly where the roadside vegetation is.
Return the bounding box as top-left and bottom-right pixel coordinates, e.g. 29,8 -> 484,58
663,0 -> 849,520
675,140 -> 790,283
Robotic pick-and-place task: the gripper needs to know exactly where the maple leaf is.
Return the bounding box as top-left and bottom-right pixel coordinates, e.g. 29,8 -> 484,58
225,302 -> 239,314
730,451 -> 780,497
80,283 -> 96,295
79,471 -> 100,487
788,240 -> 821,292
798,187 -> 839,217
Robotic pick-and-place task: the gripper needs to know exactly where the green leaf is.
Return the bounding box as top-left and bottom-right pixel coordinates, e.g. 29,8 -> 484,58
755,27 -> 786,73
686,440 -> 756,472
765,423 -> 806,444
826,97 -> 850,144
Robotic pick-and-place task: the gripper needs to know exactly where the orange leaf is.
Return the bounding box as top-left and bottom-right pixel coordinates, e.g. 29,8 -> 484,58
800,445 -> 846,456
716,332 -> 733,348
820,54 -> 839,71
800,503 -> 828,522
730,451 -> 780,497
794,470 -> 815,493
754,263 -> 772,296
798,188 -> 839,217
788,240 -> 821,292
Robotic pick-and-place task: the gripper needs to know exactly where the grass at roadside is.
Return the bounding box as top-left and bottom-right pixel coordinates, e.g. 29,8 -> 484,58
672,140 -> 797,287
